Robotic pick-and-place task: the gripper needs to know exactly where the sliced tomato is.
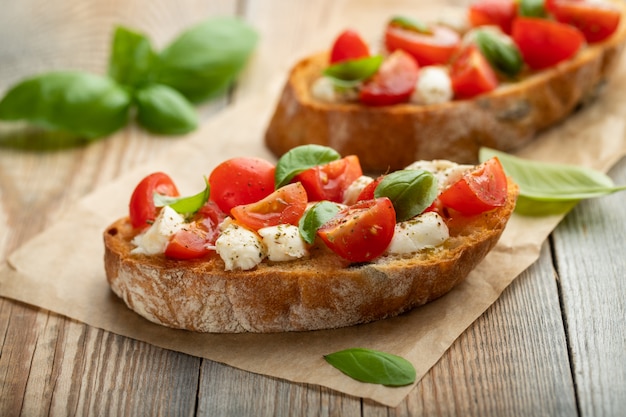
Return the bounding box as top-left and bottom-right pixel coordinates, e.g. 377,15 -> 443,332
318,197 -> 396,263
512,17 -> 585,70
450,45 -> 499,99
165,225 -> 211,260
549,0 -> 621,43
356,176 -> 384,202
384,24 -> 461,66
195,200 -> 227,243
330,29 -> 370,64
231,182 -> 308,231
468,0 -> 518,34
208,157 -> 276,214
359,50 -> 419,106
129,172 -> 179,229
438,157 -> 508,215
295,155 -> 363,203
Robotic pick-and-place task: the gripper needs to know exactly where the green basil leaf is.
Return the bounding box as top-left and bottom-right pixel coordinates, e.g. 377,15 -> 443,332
519,0 -> 546,17
155,16 -> 258,103
135,84 -> 198,134
154,180 -> 210,214
324,348 -> 416,387
108,25 -> 157,88
323,55 -> 382,85
475,29 -> 523,77
0,71 -> 131,139
298,201 -> 341,244
389,16 -> 432,34
479,148 -> 626,201
374,170 -> 438,222
275,144 -> 341,188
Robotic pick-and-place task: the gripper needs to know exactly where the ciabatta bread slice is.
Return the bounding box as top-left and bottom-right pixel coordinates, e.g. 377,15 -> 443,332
103,179 -> 518,333
264,10 -> 626,172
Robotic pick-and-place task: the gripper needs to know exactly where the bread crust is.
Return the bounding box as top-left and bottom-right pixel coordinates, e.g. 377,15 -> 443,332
264,7 -> 626,172
103,180 -> 518,333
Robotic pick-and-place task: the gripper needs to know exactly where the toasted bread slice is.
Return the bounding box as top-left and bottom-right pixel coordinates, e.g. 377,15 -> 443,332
103,179 -> 518,333
264,11 -> 626,172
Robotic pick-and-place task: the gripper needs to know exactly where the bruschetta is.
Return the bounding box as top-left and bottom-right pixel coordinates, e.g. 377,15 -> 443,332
103,145 -> 518,333
264,0 -> 626,172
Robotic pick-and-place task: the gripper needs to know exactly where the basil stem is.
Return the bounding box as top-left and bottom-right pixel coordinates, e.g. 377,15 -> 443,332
375,170 -> 438,222
275,145 -> 341,188
475,29 -> 523,77
108,26 -> 157,88
324,348 -> 416,387
0,71 -> 131,139
155,16 -> 258,103
298,201 -> 341,244
135,84 -> 198,135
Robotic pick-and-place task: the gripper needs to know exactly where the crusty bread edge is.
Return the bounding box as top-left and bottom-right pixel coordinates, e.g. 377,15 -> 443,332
103,179 -> 519,333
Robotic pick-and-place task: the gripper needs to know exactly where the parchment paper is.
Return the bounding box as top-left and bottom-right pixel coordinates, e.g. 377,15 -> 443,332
1,58 -> 626,408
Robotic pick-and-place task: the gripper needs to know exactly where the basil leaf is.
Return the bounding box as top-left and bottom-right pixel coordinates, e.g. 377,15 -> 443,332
0,71 -> 131,139
519,0 -> 546,17
108,26 -> 157,88
389,16 -> 431,34
154,181 -> 210,214
135,84 -> 198,135
479,148 -> 626,201
324,348 -> 416,387
275,144 -> 341,188
298,201 -> 341,244
475,29 -> 523,77
155,16 -> 258,103
323,55 -> 382,85
375,170 -> 438,222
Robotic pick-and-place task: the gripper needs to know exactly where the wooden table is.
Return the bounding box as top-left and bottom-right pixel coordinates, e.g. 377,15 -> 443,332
1,0 -> 625,415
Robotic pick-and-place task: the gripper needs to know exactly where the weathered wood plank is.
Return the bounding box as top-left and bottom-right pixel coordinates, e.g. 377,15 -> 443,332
552,157 -> 626,417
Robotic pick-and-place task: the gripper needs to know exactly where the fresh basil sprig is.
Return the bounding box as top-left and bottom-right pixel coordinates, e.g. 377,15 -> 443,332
388,16 -> 432,34
474,29 -> 523,77
0,18 -> 257,141
519,0 -> 547,17
0,71 -> 131,139
154,180 -> 210,215
375,170 -> 438,222
323,55 -> 383,87
479,148 -> 626,215
275,144 -> 341,188
298,201 -> 341,244
324,348 -> 416,387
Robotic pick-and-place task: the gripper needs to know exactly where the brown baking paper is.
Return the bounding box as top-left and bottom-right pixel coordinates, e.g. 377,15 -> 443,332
2,54 -> 626,408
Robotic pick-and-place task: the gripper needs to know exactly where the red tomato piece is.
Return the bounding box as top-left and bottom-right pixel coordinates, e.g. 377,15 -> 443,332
129,172 -> 179,229
356,176 -> 384,202
165,225 -> 211,260
512,17 -> 585,70
438,157 -> 508,216
231,183 -> 308,231
330,29 -> 370,64
359,50 -> 419,106
209,157 -> 276,214
195,200 -> 227,243
318,197 -> 396,263
549,0 -> 621,43
384,24 -> 461,66
295,155 -> 363,203
450,45 -> 499,99
467,0 -> 517,34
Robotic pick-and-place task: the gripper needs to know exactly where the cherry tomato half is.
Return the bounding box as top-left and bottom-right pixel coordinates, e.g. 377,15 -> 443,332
467,0 -> 517,34
549,0 -> 621,43
318,197 -> 396,263
438,157 -> 508,215
450,45 -> 499,99
209,157 -> 276,214
359,50 -> 419,106
129,172 -> 179,229
512,17 -> 585,70
384,24 -> 461,66
330,29 -> 371,64
356,176 -> 384,202
295,155 -> 363,203
231,182 -> 308,231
